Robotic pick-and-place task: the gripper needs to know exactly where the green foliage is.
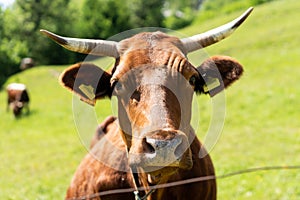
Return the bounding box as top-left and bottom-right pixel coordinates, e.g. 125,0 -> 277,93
0,0 -> 85,87
163,7 -> 195,29
0,9 -> 28,87
0,1 -> 300,199
79,0 -> 132,39
251,0 -> 274,5
0,39 -> 28,86
0,7 -> 2,37
163,0 -> 202,29
13,0 -> 79,65
0,0 -> 277,89
129,0 -> 165,28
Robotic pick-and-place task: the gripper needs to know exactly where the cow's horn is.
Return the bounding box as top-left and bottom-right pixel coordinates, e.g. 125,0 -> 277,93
181,7 -> 253,53
40,29 -> 119,58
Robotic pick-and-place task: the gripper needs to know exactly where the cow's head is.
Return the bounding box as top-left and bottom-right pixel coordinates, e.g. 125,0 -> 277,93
41,8 -> 252,183
12,101 -> 24,117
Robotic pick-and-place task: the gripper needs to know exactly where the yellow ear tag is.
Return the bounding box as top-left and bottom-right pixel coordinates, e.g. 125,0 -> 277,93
203,78 -> 221,92
79,84 -> 96,100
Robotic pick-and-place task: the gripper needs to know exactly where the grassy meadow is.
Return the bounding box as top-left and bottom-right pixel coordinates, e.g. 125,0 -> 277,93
1,0 -> 300,199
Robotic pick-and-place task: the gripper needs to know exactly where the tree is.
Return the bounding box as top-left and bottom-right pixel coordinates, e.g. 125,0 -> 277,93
10,0 -> 80,65
79,0 -> 132,39
163,0 -> 203,29
0,7 -> 28,87
129,0 -> 165,28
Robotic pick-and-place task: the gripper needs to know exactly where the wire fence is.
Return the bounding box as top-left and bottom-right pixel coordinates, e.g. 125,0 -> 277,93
66,165 -> 300,200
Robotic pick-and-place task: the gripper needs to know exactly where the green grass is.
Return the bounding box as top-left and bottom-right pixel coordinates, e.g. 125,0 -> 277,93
189,0 -> 300,199
1,0 -> 300,199
0,66 -> 82,199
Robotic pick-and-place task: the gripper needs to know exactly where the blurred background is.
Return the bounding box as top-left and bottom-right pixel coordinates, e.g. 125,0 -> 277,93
0,0 -> 299,199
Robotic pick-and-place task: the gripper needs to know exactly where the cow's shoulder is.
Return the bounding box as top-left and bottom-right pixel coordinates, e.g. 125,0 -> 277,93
90,116 -> 117,148
66,151 -> 133,200
67,116 -> 133,199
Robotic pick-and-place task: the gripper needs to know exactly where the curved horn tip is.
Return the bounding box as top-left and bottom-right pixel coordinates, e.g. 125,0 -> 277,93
181,7 -> 254,53
40,29 -> 57,38
243,7 -> 254,19
233,7 -> 254,28
40,29 -> 52,36
39,29 -> 68,45
247,7 -> 254,13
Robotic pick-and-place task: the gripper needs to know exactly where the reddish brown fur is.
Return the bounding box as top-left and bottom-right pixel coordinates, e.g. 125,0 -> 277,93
60,31 -> 244,200
66,120 -> 136,200
66,119 -> 216,200
90,116 -> 117,149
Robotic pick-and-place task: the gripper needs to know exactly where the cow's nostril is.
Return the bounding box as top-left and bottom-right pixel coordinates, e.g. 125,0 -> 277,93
142,138 -> 155,154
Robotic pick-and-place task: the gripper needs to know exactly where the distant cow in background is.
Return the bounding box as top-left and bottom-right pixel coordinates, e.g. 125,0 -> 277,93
6,83 -> 30,117
20,58 -> 35,71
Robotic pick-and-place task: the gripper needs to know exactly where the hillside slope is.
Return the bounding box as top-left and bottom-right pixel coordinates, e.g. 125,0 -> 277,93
188,0 -> 300,199
0,0 -> 299,199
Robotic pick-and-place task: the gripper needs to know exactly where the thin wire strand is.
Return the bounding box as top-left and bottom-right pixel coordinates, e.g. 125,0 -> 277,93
66,165 -> 300,200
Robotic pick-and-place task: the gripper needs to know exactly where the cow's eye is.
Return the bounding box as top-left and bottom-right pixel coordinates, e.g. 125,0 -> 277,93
130,90 -> 141,103
189,75 -> 197,86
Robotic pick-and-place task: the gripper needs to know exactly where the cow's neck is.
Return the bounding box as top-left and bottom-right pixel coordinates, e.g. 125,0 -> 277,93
127,161 -> 156,200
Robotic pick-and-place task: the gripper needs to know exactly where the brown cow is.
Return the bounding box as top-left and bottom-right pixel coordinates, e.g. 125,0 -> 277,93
41,7 -> 253,200
6,83 -> 30,118
20,57 -> 35,71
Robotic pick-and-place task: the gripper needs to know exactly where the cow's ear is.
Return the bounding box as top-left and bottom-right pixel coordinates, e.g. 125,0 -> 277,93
196,56 -> 243,97
59,63 -> 112,106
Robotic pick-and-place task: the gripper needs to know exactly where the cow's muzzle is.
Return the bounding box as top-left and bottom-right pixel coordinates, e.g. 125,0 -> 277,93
128,129 -> 193,172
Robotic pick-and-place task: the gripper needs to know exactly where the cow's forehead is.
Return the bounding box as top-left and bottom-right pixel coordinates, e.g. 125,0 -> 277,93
118,31 -> 186,55
112,32 -> 194,83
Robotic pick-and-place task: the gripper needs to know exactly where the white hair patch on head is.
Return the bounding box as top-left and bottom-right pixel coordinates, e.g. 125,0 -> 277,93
7,83 -> 26,91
